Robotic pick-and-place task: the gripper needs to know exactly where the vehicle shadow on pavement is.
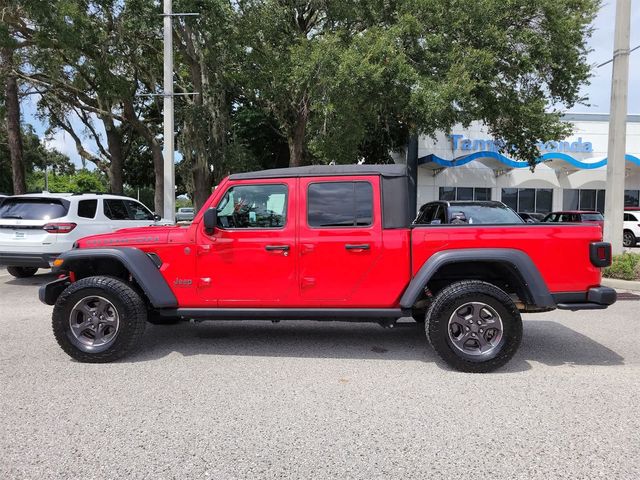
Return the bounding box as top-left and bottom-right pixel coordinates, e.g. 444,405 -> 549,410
3,271 -> 57,286
513,320 -> 624,368
128,319 -> 624,372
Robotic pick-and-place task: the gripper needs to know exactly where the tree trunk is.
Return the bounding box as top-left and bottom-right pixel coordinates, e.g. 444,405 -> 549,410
122,99 -> 164,214
192,163 -> 211,212
2,47 -> 26,195
288,96 -> 309,167
103,116 -> 123,194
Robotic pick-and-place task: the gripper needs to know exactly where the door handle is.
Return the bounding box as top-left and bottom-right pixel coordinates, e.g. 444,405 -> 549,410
345,244 -> 370,250
265,245 -> 290,251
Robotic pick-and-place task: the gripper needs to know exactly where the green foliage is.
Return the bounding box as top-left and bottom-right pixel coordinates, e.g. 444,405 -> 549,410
176,197 -> 193,209
603,253 -> 640,281
1,125 -> 75,194
27,169 -> 108,194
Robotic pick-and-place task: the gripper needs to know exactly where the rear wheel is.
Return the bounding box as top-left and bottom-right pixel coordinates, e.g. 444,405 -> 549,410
52,276 -> 146,362
425,280 -> 522,373
7,266 -> 38,278
623,230 -> 636,248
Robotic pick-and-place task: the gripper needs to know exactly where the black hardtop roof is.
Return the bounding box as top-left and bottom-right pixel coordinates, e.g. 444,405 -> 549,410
228,164 -> 407,180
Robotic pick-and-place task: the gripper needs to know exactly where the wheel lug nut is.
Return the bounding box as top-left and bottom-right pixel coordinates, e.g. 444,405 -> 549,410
480,329 -> 484,333
465,327 -> 470,331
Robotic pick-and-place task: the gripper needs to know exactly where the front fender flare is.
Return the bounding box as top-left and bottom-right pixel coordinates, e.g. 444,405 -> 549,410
400,248 -> 555,309
51,247 -> 177,309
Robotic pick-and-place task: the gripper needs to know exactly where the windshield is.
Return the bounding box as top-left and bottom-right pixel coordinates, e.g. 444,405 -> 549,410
582,213 -> 604,221
0,198 -> 70,220
449,204 -> 524,224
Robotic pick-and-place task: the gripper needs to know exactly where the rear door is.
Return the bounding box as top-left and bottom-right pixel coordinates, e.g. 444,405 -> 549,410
297,176 -> 382,305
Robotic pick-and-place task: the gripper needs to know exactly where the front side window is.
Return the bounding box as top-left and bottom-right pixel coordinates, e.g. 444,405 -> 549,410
124,200 -> 154,220
216,184 -> 287,229
308,182 -> 373,227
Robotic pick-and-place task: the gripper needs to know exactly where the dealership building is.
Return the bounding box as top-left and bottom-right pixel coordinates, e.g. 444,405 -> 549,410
404,113 -> 640,214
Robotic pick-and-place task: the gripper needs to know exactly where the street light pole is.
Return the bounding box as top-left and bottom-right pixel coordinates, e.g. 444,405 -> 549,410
603,0 -> 631,255
162,0 -> 175,223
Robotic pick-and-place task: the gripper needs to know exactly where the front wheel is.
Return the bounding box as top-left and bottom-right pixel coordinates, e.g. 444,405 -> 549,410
7,266 -> 38,278
425,280 -> 522,373
52,276 -> 147,362
623,230 -> 636,248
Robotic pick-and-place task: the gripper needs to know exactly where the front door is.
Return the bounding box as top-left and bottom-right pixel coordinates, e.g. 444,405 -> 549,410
297,176 -> 382,305
196,180 -> 296,306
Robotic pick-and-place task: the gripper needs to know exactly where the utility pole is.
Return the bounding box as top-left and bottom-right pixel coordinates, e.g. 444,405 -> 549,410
162,0 -> 175,223
603,0 -> 631,255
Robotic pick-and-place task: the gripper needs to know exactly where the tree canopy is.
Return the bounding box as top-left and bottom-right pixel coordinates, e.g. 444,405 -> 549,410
1,0 -> 599,207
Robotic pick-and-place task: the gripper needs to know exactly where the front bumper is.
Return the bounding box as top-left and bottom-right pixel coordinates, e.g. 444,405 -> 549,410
0,252 -> 62,268
39,276 -> 70,305
554,286 -> 617,311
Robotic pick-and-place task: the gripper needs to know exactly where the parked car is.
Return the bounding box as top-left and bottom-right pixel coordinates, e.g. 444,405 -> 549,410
542,210 -> 604,229
176,207 -> 195,222
414,200 -> 524,225
623,211 -> 640,247
40,165 -> 615,372
517,212 -> 545,223
0,193 -> 164,278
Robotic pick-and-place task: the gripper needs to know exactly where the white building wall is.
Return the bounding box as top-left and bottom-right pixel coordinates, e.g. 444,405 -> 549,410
408,114 -> 640,211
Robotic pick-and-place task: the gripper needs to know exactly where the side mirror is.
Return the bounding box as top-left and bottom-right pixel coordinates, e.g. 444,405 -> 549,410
153,214 -> 162,222
203,208 -> 217,235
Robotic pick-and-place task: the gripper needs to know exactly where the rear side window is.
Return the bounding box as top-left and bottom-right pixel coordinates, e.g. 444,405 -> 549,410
0,198 -> 69,220
77,199 -> 97,219
307,182 -> 373,227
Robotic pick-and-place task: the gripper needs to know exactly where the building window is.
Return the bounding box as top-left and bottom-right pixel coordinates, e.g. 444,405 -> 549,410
439,187 -> 491,201
500,188 -> 553,213
563,189 -> 606,213
624,190 -> 640,207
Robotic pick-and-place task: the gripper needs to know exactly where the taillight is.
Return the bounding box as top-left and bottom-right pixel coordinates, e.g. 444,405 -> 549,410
43,222 -> 77,234
589,242 -> 612,267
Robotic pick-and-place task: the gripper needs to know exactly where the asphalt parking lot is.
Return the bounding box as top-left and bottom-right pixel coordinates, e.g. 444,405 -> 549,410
1,270 -> 639,480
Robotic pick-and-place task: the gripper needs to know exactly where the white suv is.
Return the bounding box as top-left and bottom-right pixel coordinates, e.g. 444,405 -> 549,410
0,193 -> 166,278
623,211 -> 640,248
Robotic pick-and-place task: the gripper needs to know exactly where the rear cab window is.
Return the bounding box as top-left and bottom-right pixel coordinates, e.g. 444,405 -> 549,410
307,182 -> 373,227
0,198 -> 70,220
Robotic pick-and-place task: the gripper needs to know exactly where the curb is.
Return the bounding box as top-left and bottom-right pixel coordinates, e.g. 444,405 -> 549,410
602,277 -> 640,292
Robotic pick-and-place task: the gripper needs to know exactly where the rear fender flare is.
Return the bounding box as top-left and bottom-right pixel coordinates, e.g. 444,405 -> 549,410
400,248 -> 555,309
54,248 -> 177,309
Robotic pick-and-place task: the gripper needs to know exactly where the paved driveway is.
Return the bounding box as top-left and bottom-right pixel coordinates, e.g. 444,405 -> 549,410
0,270 -> 638,479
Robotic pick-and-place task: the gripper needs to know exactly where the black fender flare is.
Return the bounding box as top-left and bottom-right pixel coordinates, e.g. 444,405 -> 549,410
50,247 -> 177,309
400,248 -> 555,309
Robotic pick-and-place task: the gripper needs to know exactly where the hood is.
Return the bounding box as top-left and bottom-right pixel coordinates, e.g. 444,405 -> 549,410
76,225 -> 188,248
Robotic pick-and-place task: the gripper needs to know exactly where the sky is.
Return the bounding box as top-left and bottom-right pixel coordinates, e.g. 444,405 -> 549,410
21,1 -> 640,167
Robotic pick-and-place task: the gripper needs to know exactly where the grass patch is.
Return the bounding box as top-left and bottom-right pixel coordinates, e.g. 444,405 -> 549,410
603,253 -> 640,281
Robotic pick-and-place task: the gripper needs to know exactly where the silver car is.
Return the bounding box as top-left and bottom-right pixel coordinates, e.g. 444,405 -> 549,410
175,207 -> 195,222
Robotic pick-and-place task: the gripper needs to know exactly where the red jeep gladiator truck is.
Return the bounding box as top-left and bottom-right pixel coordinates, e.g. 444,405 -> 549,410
40,165 -> 616,372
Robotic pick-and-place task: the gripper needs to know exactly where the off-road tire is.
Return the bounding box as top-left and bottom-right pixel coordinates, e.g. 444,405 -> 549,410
7,266 -> 38,278
425,280 -> 522,373
623,230 -> 636,248
52,276 -> 146,363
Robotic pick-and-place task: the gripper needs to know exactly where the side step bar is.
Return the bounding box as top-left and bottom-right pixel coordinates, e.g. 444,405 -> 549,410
159,308 -> 406,322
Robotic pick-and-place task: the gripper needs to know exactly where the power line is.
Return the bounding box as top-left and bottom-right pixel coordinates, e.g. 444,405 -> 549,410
597,44 -> 639,68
